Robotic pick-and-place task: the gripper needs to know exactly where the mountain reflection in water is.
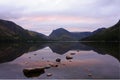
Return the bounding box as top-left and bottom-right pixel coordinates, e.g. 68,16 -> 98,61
0,42 -> 119,63
0,42 -> 119,79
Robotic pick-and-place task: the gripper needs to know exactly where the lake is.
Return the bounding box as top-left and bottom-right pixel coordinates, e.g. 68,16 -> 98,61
0,42 -> 119,79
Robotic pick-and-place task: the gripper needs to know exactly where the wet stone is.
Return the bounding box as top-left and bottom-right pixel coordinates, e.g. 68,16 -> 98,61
47,73 -> 52,77
70,53 -> 76,55
88,73 -> 92,77
56,58 -> 61,62
24,62 -> 28,64
23,67 -> 45,78
49,63 -> 58,67
47,60 -> 50,62
66,55 -> 73,60
45,65 -> 51,69
34,54 -> 37,56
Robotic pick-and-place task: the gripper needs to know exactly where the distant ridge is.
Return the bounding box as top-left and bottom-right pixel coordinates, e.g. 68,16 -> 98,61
49,28 -> 92,41
81,20 -> 120,41
0,19 -> 119,42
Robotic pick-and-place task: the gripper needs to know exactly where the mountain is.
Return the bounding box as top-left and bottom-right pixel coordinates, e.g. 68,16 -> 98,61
81,20 -> 120,41
92,28 -> 106,34
49,28 -> 91,41
49,28 -> 74,40
27,31 -> 49,41
71,32 -> 92,40
0,19 -> 48,42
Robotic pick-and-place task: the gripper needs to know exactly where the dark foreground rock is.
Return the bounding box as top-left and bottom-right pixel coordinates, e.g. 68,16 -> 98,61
66,55 -> 73,60
23,67 -> 45,78
56,58 -> 61,62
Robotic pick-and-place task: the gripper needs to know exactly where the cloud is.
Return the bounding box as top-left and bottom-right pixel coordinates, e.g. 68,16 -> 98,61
0,0 -> 119,35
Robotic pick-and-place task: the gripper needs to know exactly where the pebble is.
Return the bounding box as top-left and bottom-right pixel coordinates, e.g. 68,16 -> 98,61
34,54 -> 37,56
66,55 -> 73,60
56,58 -> 61,62
88,73 -> 92,77
70,53 -> 76,55
49,63 -> 58,67
24,62 -> 28,64
47,73 -> 52,77
45,65 -> 51,69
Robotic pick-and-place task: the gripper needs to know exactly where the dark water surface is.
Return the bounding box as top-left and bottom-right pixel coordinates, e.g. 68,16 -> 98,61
0,42 -> 119,79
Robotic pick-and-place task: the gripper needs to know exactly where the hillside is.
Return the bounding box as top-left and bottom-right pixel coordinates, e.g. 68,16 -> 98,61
81,20 -> 120,41
0,19 -> 48,42
49,28 -> 91,41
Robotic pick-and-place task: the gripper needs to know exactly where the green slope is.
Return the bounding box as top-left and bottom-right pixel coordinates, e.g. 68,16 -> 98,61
81,20 -> 120,41
0,19 -> 48,42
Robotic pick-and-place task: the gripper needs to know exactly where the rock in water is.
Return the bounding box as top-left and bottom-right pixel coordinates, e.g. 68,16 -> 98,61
88,73 -> 92,77
23,67 -> 45,78
45,65 -> 51,69
66,55 -> 73,60
47,73 -> 52,77
56,58 -> 61,62
34,54 -> 37,56
70,53 -> 76,55
49,63 -> 58,67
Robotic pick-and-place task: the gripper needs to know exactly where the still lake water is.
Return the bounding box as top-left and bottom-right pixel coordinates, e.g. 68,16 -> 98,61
0,42 -> 119,79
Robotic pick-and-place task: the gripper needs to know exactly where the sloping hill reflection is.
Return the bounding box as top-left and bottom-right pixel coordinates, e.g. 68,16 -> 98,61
47,42 -> 92,54
0,43 -> 46,63
0,42 -> 119,64
82,42 -> 119,61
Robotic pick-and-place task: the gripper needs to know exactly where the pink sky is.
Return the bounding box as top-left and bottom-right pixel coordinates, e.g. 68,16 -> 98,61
0,0 -> 119,35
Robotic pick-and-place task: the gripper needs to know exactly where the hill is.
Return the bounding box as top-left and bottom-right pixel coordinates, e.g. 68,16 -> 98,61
0,19 -> 48,42
49,28 -> 91,41
81,20 -> 120,41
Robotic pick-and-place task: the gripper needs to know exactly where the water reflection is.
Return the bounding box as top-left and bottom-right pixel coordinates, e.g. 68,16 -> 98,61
0,42 -> 119,79
48,42 -> 91,54
0,42 -> 119,64
0,43 -> 46,63
82,42 -> 119,61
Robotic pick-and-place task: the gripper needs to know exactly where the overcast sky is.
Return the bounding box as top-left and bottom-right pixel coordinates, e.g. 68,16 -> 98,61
0,0 -> 120,35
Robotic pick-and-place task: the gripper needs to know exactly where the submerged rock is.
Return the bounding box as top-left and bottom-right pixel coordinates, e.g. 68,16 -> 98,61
88,73 -> 92,77
77,50 -> 79,52
56,58 -> 61,62
47,73 -> 52,77
49,63 -> 58,67
70,53 -> 76,55
24,62 -> 28,64
66,55 -> 73,60
47,60 -> 50,62
34,54 -> 37,56
45,65 -> 51,69
23,67 -> 45,78
69,60 -> 72,62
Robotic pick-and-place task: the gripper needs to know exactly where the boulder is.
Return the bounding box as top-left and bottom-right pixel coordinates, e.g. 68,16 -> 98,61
23,67 -> 45,78
66,55 -> 73,60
